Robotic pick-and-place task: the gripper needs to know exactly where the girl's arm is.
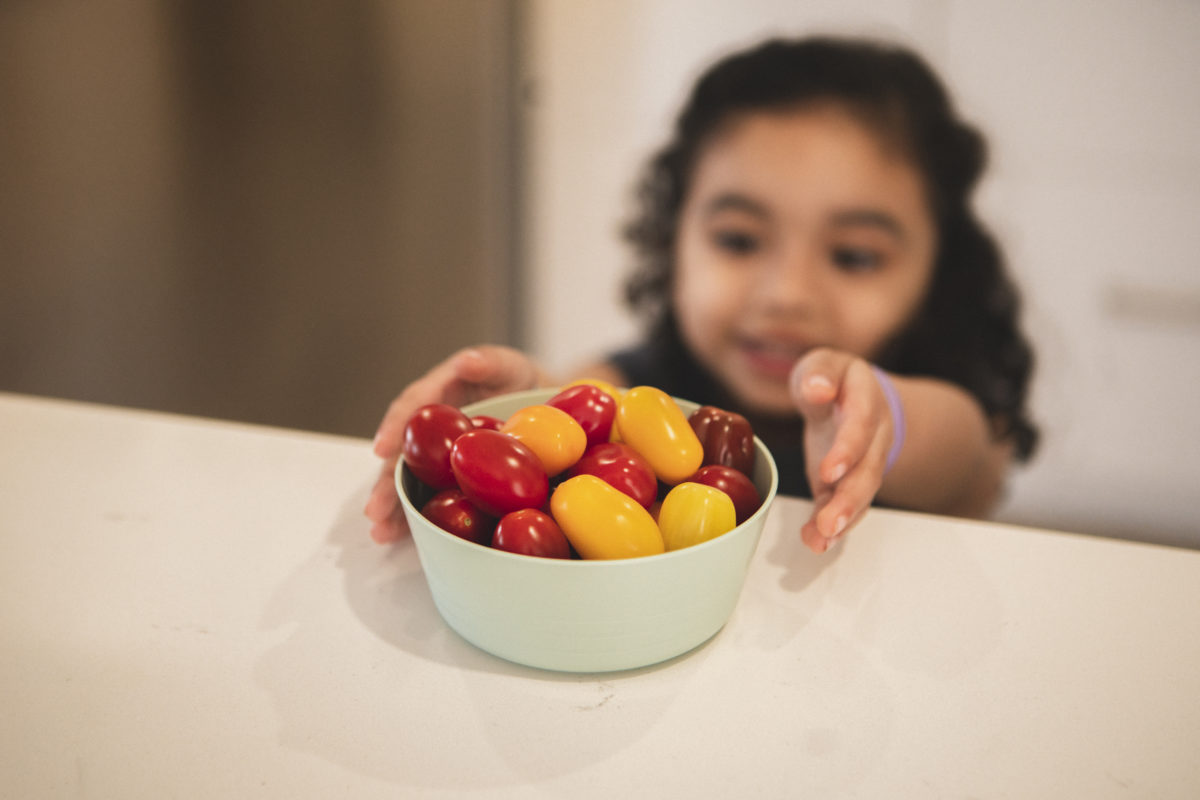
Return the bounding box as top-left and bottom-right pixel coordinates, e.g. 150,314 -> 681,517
791,348 -> 1012,553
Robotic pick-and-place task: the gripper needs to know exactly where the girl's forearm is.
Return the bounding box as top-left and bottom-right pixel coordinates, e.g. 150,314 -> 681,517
876,376 -> 1013,517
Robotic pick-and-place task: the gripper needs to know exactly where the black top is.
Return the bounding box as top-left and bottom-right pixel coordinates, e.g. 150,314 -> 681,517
606,334 -> 813,499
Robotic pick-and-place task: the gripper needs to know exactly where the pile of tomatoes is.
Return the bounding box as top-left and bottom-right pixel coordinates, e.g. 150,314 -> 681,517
402,382 -> 762,560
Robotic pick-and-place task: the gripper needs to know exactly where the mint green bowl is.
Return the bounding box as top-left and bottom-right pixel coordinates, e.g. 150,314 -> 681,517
395,388 -> 779,673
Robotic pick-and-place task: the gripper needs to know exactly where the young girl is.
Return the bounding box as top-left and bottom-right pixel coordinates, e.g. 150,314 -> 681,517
365,36 -> 1038,554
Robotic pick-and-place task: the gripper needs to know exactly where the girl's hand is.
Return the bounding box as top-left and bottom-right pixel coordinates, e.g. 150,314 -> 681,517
789,348 -> 897,554
364,346 -> 545,544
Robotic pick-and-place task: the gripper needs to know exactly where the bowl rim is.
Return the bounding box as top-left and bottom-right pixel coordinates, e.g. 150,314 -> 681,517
394,387 -> 780,568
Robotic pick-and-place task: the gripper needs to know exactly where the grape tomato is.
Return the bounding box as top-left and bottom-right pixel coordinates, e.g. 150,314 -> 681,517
421,489 -> 495,544
546,384 -> 617,448
658,482 -> 737,551
550,475 -> 664,559
403,404 -> 475,489
450,429 -> 549,517
567,442 -> 657,509
500,405 -> 587,476
492,509 -> 571,559
689,464 -> 761,524
688,405 -> 755,476
616,386 -> 704,485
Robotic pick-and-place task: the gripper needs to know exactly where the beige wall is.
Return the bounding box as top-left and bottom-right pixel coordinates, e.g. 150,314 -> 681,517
0,1 -> 519,438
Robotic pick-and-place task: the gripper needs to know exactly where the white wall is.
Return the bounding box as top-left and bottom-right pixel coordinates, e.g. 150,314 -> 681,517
521,0 -> 1200,547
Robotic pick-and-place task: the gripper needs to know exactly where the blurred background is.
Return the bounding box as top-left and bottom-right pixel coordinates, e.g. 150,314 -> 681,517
2,1 -> 1198,548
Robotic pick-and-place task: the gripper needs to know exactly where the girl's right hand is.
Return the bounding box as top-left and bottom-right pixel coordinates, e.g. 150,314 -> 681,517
363,345 -> 545,544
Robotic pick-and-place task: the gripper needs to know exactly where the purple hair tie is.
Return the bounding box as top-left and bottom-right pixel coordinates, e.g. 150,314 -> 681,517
871,366 -> 905,473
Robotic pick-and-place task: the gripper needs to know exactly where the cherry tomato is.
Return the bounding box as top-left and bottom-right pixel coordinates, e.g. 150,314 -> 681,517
565,378 -> 621,403
546,384 -> 616,448
492,509 -> 571,559
567,442 -> 657,508
500,405 -> 587,476
550,475 -> 664,559
658,482 -> 737,551
688,405 -> 756,476
616,386 -> 704,485
470,415 -> 504,431
403,404 -> 475,489
421,488 -> 495,544
689,464 -> 761,524
450,429 -> 549,517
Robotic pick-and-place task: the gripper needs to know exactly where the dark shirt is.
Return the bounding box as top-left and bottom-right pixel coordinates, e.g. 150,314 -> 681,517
607,336 -> 813,499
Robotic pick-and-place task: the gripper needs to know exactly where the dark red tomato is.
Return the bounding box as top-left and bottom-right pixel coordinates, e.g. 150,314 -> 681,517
566,441 -> 657,509
689,464 -> 761,524
492,509 -> 571,559
470,415 -> 504,431
546,384 -> 616,449
688,405 -> 755,476
421,489 -> 495,544
450,429 -> 549,517
403,404 -> 475,489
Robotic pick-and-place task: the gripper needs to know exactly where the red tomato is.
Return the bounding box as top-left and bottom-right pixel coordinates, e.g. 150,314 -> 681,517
689,464 -> 762,524
546,384 -> 617,448
450,429 -> 549,517
688,405 -> 755,476
492,509 -> 571,559
421,489 -> 495,544
567,442 -> 657,508
403,404 -> 475,489
470,415 -> 504,431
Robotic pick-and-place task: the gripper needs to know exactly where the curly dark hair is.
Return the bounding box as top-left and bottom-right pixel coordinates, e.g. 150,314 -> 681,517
622,36 -> 1038,460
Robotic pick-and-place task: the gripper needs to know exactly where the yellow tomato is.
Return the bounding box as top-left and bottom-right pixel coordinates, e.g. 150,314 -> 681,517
500,405 -> 587,476
658,482 -> 737,551
550,475 -> 664,559
616,386 -> 704,484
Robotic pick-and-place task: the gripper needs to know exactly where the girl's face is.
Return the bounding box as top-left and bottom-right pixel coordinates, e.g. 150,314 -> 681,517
673,105 -> 937,415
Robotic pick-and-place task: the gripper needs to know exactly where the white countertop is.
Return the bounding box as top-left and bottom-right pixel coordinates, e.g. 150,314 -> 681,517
2,391 -> 1198,798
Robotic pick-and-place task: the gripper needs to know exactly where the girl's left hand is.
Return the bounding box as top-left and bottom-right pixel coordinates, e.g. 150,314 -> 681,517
789,348 -> 897,554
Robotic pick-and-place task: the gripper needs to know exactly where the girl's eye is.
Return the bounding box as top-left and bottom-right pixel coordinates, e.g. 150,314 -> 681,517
831,246 -> 883,272
712,230 -> 761,256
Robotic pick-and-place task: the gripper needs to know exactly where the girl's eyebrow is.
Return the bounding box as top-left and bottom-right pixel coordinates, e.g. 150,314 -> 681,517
831,209 -> 906,241
703,192 -> 769,219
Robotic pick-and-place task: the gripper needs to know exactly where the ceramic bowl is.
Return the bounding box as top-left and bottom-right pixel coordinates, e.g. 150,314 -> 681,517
395,387 -> 778,672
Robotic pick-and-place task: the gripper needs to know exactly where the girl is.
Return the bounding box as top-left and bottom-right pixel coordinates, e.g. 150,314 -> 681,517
365,36 -> 1038,554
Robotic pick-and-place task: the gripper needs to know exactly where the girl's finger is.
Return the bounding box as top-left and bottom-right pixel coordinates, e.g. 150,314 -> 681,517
363,460 -> 400,523
816,360 -> 888,485
811,429 -> 889,540
788,347 -> 850,419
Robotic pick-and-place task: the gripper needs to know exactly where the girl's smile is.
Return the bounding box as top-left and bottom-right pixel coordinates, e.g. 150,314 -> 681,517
672,104 -> 937,415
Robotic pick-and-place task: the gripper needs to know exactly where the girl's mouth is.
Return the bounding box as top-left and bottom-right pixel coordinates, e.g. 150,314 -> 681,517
736,338 -> 808,379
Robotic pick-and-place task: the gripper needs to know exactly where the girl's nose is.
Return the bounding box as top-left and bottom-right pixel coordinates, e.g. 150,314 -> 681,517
758,244 -> 822,315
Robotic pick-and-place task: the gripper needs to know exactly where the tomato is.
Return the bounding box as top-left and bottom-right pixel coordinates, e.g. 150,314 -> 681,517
403,404 -> 475,489
450,429 -> 549,517
421,488 -> 495,544
567,442 -> 657,508
500,405 -> 588,475
470,414 -> 504,431
550,475 -> 664,559
688,405 -> 755,476
689,464 -> 761,524
492,509 -> 571,559
565,378 -> 621,403
615,386 -> 704,485
658,482 -> 737,551
546,384 -> 616,448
